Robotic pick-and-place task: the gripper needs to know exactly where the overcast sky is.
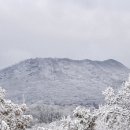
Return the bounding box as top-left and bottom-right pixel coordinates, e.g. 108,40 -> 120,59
0,0 -> 130,69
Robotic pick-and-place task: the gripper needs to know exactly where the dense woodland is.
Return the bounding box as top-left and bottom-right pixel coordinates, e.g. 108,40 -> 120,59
1,76 -> 130,130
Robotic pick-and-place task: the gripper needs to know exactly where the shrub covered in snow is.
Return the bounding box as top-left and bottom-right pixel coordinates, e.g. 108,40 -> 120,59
0,87 -> 32,130
30,104 -> 63,124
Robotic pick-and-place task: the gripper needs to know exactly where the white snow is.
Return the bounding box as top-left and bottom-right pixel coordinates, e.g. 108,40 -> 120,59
0,58 -> 129,105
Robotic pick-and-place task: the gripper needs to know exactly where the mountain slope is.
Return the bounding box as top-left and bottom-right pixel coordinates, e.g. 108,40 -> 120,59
0,58 -> 129,105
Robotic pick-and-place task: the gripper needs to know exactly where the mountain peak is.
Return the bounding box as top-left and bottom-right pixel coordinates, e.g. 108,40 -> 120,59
103,59 -> 122,64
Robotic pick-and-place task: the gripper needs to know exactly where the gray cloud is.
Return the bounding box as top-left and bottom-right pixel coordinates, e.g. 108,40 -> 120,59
0,0 -> 130,69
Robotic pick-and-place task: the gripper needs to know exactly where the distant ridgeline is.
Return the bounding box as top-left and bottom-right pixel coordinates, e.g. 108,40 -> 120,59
0,58 -> 129,106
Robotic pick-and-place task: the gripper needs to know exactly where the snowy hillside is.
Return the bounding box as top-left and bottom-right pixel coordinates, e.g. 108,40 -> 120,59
0,58 -> 129,105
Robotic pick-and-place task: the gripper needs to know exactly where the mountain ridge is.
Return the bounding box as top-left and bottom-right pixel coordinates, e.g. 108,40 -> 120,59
0,58 -> 129,105
0,58 -> 128,71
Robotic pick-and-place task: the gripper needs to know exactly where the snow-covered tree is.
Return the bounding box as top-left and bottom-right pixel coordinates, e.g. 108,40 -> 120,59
0,87 -> 32,130
73,106 -> 96,130
95,76 -> 130,130
95,104 -> 130,130
39,75 -> 130,130
40,106 -> 96,130
0,120 -> 10,130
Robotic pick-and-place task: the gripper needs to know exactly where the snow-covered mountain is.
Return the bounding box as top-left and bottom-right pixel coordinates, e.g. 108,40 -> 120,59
0,58 -> 129,105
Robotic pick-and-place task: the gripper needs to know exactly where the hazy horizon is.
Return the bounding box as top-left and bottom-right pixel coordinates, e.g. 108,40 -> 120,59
0,57 -> 129,70
0,0 -> 130,69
